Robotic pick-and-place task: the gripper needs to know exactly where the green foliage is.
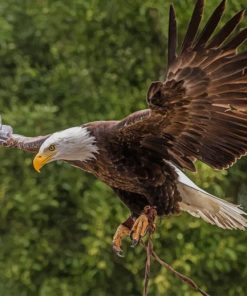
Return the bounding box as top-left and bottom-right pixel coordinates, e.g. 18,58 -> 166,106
0,0 -> 247,295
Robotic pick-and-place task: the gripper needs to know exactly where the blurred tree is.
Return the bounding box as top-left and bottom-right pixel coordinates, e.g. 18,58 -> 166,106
0,0 -> 247,295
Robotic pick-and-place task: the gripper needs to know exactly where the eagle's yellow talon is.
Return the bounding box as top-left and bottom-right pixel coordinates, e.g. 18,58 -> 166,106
112,224 -> 130,257
130,206 -> 157,246
130,214 -> 149,243
112,246 -> 125,257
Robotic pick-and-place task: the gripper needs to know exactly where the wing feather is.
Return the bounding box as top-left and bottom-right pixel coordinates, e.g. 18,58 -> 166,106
195,0 -> 226,49
168,5 -> 177,67
116,0 -> 247,171
223,28 -> 247,50
207,9 -> 245,48
181,0 -> 204,53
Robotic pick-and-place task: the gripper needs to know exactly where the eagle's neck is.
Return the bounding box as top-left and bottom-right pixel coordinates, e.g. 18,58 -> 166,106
74,127 -> 99,162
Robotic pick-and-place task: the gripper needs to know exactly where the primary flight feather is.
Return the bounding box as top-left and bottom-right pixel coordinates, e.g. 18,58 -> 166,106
1,0 -> 247,255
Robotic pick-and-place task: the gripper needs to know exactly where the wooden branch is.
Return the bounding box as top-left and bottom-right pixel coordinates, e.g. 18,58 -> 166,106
143,235 -> 152,296
142,238 -> 210,296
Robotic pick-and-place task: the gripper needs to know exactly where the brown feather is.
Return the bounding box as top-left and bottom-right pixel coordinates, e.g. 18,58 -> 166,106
207,9 -> 245,48
223,27 -> 247,50
116,0 -> 247,171
195,0 -> 226,49
168,5 -> 177,67
181,0 -> 204,53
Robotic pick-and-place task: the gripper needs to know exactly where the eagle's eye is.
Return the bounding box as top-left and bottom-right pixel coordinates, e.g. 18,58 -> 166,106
48,144 -> 56,152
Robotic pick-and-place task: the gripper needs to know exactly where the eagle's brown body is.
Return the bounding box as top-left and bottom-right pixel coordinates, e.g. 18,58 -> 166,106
70,112 -> 181,216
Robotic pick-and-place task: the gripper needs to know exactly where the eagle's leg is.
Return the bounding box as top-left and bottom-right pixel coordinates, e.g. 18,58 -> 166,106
112,216 -> 135,257
130,205 -> 157,247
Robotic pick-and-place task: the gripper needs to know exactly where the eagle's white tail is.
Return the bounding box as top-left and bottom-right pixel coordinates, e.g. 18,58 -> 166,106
170,163 -> 247,230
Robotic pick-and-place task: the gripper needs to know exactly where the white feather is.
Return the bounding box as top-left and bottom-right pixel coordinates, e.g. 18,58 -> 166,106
168,162 -> 247,230
39,127 -> 99,162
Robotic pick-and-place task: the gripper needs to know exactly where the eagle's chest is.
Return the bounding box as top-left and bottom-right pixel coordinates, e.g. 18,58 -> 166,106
82,148 -> 170,194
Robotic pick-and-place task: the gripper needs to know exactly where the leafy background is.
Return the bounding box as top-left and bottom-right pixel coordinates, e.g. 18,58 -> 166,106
0,0 -> 247,295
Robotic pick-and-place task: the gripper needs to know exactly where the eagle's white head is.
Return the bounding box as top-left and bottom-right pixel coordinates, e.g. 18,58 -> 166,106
33,127 -> 98,172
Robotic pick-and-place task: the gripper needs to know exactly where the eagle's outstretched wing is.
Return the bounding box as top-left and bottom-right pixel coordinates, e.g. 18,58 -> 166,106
0,119 -> 49,153
116,0 -> 247,171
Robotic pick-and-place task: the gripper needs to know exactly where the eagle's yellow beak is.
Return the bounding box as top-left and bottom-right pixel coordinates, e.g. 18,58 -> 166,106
33,152 -> 54,173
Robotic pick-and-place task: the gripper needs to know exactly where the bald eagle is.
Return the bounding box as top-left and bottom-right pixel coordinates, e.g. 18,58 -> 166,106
1,0 -> 247,256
